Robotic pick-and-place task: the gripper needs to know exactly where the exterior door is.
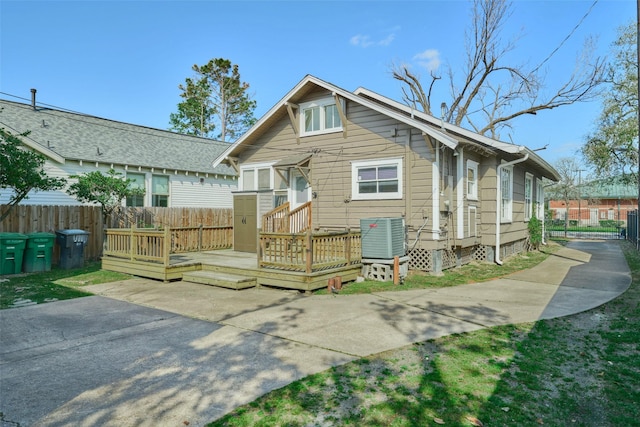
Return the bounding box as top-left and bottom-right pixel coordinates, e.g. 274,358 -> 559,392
233,194 -> 257,253
291,170 -> 311,209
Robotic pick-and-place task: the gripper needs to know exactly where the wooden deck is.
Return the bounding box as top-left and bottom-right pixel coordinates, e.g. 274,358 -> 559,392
102,225 -> 361,292
102,249 -> 362,292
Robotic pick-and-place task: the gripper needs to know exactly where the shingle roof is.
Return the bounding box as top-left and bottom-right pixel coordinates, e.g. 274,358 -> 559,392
0,99 -> 236,176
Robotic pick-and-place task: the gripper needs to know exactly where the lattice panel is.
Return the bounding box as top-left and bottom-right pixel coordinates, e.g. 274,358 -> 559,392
473,245 -> 488,262
408,248 -> 433,272
442,248 -> 457,270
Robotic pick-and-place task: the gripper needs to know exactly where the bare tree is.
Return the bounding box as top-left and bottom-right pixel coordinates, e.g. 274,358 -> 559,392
392,0 -> 605,139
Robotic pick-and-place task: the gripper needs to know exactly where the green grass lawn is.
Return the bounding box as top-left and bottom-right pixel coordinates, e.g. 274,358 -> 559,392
0,262 -> 132,309
316,246 -> 554,295
209,241 -> 639,426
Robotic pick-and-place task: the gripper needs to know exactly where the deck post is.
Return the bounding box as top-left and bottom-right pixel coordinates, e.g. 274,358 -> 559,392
257,228 -> 262,268
163,226 -> 171,266
345,233 -> 351,265
305,229 -> 313,274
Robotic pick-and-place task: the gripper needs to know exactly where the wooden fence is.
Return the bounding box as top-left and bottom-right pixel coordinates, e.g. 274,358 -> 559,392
0,205 -> 233,263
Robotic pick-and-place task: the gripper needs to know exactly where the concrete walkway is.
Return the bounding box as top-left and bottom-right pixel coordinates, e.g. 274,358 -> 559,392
0,241 -> 631,427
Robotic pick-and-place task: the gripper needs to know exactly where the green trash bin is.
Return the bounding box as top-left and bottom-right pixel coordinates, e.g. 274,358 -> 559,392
0,233 -> 28,275
23,232 -> 56,273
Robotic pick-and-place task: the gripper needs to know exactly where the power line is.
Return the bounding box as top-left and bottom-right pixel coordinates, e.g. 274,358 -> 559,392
531,0 -> 599,74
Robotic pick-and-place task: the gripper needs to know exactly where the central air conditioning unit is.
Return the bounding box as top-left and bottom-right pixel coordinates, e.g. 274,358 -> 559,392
360,217 -> 405,259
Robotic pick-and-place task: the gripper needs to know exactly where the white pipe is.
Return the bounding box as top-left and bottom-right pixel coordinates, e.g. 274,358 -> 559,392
495,152 -> 529,265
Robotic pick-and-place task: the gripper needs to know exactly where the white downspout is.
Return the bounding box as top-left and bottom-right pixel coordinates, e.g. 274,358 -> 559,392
495,153 -> 529,265
456,148 -> 464,240
432,140 -> 440,240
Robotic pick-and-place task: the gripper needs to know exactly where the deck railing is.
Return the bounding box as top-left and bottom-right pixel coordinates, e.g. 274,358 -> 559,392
262,202 -> 290,233
259,230 -> 361,273
104,225 -> 233,265
262,202 -> 312,233
105,227 -> 171,265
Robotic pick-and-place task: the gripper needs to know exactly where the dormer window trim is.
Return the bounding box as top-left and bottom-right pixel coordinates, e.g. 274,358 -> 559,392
299,97 -> 344,137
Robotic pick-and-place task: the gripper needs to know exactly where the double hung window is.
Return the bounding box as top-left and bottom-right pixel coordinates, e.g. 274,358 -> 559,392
525,173 -> 533,221
126,173 -> 145,207
500,166 -> 513,222
467,160 -> 478,200
300,98 -> 342,136
352,158 -> 402,200
152,175 -> 169,207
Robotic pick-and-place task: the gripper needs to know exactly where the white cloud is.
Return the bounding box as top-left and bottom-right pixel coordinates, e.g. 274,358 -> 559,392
413,49 -> 441,71
350,34 -> 374,47
378,33 -> 395,47
350,31 -> 396,48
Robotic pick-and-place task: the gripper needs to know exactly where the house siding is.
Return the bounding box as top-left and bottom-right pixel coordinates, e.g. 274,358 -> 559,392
226,77 -> 559,272
0,158 -> 237,208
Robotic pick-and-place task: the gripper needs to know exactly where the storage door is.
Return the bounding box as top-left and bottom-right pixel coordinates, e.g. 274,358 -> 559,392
233,194 -> 257,253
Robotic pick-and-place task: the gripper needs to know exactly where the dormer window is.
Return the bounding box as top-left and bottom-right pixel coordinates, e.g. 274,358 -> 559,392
300,98 -> 343,136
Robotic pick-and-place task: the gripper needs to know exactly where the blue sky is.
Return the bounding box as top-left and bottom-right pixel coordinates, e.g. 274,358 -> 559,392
0,0 -> 634,168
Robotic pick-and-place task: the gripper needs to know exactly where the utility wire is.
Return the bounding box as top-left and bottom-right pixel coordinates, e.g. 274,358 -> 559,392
531,0 -> 599,74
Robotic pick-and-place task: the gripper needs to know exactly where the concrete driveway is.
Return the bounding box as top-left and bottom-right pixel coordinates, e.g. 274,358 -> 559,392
0,240 -> 631,426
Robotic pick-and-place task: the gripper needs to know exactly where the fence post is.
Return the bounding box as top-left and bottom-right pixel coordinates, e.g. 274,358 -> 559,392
198,224 -> 203,252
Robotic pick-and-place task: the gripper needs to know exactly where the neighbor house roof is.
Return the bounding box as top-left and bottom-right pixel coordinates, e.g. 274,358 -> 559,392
581,176 -> 638,199
212,75 -> 559,181
0,99 -> 236,176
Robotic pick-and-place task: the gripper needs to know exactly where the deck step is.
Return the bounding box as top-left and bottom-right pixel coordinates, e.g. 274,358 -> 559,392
182,270 -> 257,290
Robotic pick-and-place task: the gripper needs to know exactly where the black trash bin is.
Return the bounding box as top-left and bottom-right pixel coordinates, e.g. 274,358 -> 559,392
23,232 -> 56,273
56,229 -> 90,269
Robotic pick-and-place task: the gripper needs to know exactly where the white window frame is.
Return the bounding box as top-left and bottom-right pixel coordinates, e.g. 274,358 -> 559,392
466,160 -> 479,200
151,174 -> 170,207
468,205 -> 477,237
299,97 -> 343,137
240,162 -> 274,191
500,166 -> 513,223
536,178 -> 544,220
125,172 -> 146,207
351,157 -> 403,200
524,173 -> 533,221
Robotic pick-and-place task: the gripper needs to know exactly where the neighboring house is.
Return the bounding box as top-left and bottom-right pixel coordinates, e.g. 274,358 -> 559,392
213,75 -> 559,273
549,176 -> 637,226
0,92 -> 237,208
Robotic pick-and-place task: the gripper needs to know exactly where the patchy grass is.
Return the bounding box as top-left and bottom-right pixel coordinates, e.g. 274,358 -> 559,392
0,262 -> 132,309
318,246 -> 556,295
209,241 -> 639,426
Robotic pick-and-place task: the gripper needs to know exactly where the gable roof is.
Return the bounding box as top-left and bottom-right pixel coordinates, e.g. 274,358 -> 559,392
0,99 -> 236,176
212,74 -> 559,181
353,87 -> 560,181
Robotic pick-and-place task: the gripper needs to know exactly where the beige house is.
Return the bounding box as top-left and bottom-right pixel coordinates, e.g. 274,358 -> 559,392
213,75 -> 559,273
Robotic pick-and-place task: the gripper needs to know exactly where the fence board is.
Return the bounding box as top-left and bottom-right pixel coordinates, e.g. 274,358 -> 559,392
1,205 -> 234,264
